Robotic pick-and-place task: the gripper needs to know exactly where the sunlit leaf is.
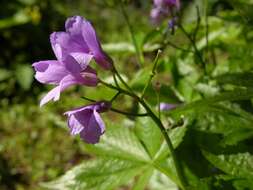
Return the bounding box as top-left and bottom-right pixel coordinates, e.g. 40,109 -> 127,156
42,158 -> 145,190
202,151 -> 253,180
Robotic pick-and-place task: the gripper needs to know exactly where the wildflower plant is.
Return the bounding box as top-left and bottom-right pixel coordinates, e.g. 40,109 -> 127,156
33,0 -> 253,190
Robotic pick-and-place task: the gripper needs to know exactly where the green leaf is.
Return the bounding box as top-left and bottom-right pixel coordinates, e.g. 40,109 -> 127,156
85,124 -> 150,162
45,117 -> 187,190
132,168 -> 153,190
42,158 -> 145,190
188,104 -> 253,144
135,117 -> 162,158
215,72 -> 253,87
154,126 -> 187,161
148,170 -> 178,190
15,64 -> 34,90
229,0 -> 253,25
169,88 -> 253,119
202,150 -> 253,180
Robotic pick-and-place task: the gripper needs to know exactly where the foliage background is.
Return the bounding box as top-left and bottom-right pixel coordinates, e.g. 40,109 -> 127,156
1,0 -> 253,189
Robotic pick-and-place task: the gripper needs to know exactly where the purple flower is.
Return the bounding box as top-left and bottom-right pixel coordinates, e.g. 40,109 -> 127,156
33,55 -> 98,107
159,102 -> 178,111
168,17 -> 178,33
154,0 -> 180,9
52,15 -> 112,70
33,15 -> 114,106
64,101 -> 111,144
151,0 -> 180,24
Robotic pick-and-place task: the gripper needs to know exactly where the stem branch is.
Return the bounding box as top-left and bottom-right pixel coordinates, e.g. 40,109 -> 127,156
100,73 -> 188,189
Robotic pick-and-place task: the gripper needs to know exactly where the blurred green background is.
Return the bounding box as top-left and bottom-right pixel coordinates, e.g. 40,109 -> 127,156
1,0 -> 253,189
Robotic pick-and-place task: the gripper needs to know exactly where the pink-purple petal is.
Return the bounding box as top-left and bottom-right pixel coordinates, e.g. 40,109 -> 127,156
69,52 -> 93,70
33,60 -> 67,85
93,110 -> 105,133
65,15 -> 84,35
64,101 -> 110,144
63,55 -> 82,74
82,20 -> 112,69
50,32 -> 70,61
39,86 -> 61,107
79,110 -> 103,144
67,115 -> 85,135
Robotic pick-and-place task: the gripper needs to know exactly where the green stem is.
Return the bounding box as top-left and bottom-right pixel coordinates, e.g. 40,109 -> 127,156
141,50 -> 161,99
138,99 -> 188,189
119,1 -> 144,65
110,91 -> 121,102
113,73 -> 120,88
81,96 -> 96,102
100,79 -> 188,189
178,24 -> 206,74
163,40 -> 194,53
81,94 -> 147,117
111,64 -> 135,94
99,79 -> 134,97
110,108 -> 148,117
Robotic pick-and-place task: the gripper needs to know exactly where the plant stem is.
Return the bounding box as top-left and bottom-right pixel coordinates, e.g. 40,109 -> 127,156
141,50 -> 161,99
111,64 -> 135,94
100,78 -> 188,189
178,24 -> 206,74
138,99 -> 188,189
163,40 -> 194,53
119,1 -> 144,65
110,108 -> 148,117
99,79 -> 135,97
110,91 -> 121,102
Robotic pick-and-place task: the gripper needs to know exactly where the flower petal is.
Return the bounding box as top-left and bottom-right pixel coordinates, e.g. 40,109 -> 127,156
64,104 -> 94,116
65,16 -> 84,36
63,55 -> 82,74
39,73 -> 86,107
67,115 -> 84,135
39,85 -> 61,107
82,20 -> 112,69
80,110 -> 104,144
33,60 -> 67,85
50,32 -> 70,61
50,31 -> 89,62
93,110 -> 105,133
70,52 -> 93,70
159,102 -> 178,111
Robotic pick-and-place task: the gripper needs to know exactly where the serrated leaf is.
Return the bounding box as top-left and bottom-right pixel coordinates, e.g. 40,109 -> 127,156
169,88 -> 253,119
42,158 -> 145,190
135,117 -> 162,158
85,124 -> 150,162
148,170 -> 178,190
153,157 -> 180,187
189,104 -> 253,144
202,150 -> 253,180
132,168 -> 153,190
154,126 -> 187,161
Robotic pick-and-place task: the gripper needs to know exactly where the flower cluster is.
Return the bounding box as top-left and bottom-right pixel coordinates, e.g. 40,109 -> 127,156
151,0 -> 180,25
33,16 -> 112,143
